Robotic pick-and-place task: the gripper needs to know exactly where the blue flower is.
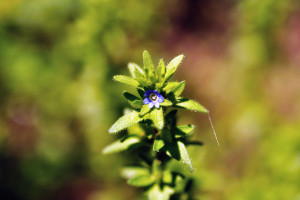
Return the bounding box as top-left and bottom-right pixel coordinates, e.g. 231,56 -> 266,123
143,90 -> 164,109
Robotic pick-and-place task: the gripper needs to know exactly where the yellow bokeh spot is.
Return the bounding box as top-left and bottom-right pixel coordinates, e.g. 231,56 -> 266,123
0,0 -> 22,18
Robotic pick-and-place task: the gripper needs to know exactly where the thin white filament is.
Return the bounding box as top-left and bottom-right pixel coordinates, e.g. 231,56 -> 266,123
208,113 -> 222,152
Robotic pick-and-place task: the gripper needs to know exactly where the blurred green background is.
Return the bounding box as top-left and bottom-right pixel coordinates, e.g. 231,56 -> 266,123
0,0 -> 300,199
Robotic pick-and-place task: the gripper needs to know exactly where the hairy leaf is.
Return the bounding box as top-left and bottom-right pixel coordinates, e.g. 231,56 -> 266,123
138,77 -> 153,87
177,141 -> 194,173
153,136 -> 165,152
102,137 -> 140,154
109,111 -> 142,133
150,107 -> 164,130
176,98 -> 208,113
160,99 -> 172,107
143,50 -> 155,78
140,104 -> 151,116
163,82 -> 180,93
156,59 -> 166,81
128,62 -> 145,78
123,92 -> 143,108
170,81 -> 185,97
128,174 -> 155,187
121,167 -> 149,179
164,55 -> 184,82
113,75 -> 140,87
174,125 -> 195,138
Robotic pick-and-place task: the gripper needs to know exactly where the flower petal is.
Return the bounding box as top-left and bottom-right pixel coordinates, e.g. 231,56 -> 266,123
144,90 -> 153,97
155,102 -> 160,108
148,102 -> 154,109
152,90 -> 160,95
157,95 -> 164,103
143,98 -> 151,104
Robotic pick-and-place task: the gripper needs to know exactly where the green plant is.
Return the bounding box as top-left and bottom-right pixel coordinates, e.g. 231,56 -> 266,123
103,51 -> 210,199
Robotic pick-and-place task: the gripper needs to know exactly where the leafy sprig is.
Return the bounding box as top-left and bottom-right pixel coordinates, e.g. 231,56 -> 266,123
103,50 -> 209,200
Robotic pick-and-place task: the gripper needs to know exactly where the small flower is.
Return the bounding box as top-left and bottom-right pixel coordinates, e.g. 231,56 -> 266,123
143,90 -> 164,109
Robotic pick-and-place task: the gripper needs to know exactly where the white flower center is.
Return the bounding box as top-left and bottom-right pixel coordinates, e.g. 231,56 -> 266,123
150,93 -> 157,101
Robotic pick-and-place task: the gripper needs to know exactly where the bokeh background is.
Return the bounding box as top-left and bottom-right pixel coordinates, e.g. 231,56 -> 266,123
0,0 -> 300,199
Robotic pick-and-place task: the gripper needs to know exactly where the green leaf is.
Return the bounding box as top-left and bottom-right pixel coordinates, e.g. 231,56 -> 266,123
128,174 -> 155,187
113,75 -> 140,87
162,171 -> 173,184
121,167 -> 149,179
109,111 -> 143,134
140,104 -> 151,116
153,136 -> 165,152
176,98 -> 208,113
164,55 -> 184,82
148,185 -> 174,200
156,59 -> 166,80
160,99 -> 172,107
123,92 -> 140,101
138,77 -> 153,87
102,137 -> 140,154
128,63 -> 137,78
143,50 -> 155,77
177,141 -> 194,173
174,125 -> 195,138
132,100 -> 144,108
170,81 -> 185,97
163,82 -> 180,93
150,107 -> 164,130
123,92 -> 143,108
128,63 -> 145,78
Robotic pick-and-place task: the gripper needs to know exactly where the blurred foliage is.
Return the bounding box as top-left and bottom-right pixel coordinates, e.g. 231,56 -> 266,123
0,0 -> 299,200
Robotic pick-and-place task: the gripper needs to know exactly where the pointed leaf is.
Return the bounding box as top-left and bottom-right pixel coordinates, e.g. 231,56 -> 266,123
163,82 -> 180,93
140,104 -> 151,116
160,99 -> 172,107
128,174 -> 155,187
177,141 -> 194,173
176,98 -> 208,113
123,92 -> 143,108
123,92 -> 140,101
128,63 -> 136,78
170,81 -> 185,97
174,125 -> 195,138
109,111 -> 142,134
113,75 -> 140,87
121,167 -> 149,179
143,50 -> 155,77
128,63 -> 145,78
132,100 -> 144,108
156,59 -> 166,80
150,107 -> 164,130
153,136 -> 165,152
138,77 -> 153,87
164,55 -> 184,82
102,137 -> 140,154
